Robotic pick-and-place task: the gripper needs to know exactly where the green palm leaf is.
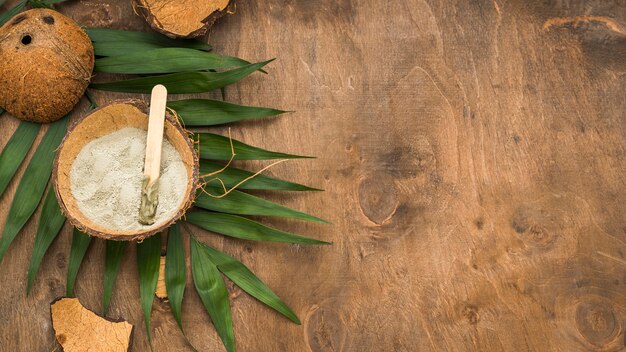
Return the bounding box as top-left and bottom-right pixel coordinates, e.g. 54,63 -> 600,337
197,133 -> 311,160
103,240 -> 127,315
168,99 -> 286,126
26,188 -> 66,293
185,211 -> 329,244
0,121 -> 40,197
195,186 -> 328,223
86,28 -> 210,56
190,236 -> 234,352
0,0 -> 27,26
0,116 -> 68,263
30,0 -> 70,7
137,234 -> 162,342
95,48 -> 251,74
199,242 -> 300,324
90,60 -> 273,94
165,224 -> 186,331
200,161 -> 319,191
66,229 -> 92,297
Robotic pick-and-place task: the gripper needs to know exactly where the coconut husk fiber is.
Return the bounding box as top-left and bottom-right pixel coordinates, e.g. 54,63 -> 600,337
54,100 -> 199,241
0,9 -> 94,123
133,0 -> 231,38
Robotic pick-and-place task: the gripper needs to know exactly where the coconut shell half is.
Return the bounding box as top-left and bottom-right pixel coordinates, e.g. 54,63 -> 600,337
54,100 -> 199,241
134,0 -> 231,38
0,9 -> 94,123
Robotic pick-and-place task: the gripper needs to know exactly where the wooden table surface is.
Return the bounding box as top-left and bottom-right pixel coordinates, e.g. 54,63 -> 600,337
0,0 -> 625,351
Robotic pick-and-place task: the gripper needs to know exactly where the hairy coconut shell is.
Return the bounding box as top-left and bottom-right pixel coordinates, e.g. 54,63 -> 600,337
134,0 -> 231,38
54,100 -> 199,241
0,9 -> 94,123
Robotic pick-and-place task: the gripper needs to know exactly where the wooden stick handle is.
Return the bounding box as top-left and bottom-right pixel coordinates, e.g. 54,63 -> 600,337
143,84 -> 168,184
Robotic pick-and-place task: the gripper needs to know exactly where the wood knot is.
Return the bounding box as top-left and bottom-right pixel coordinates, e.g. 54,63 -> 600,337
56,252 -> 67,269
526,224 -> 554,247
575,300 -> 620,347
305,305 -> 343,351
511,208 -> 555,250
358,172 -> 398,225
462,305 -> 480,325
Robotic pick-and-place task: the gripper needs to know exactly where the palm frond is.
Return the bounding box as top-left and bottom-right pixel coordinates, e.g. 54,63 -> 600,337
66,229 -> 92,297
26,188 -> 66,293
136,234 -> 162,342
90,60 -> 273,94
0,121 -> 40,197
185,211 -> 329,244
195,186 -> 328,223
169,99 -> 286,126
0,116 -> 68,263
196,132 -> 312,160
103,240 -> 127,315
190,236 -> 234,352
165,224 -> 186,331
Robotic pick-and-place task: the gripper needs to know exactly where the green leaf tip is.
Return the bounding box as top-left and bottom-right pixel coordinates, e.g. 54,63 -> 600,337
137,234 -> 162,342
190,236 -> 235,352
26,188 -> 66,294
165,224 -> 186,331
0,116 -> 69,264
66,229 -> 92,297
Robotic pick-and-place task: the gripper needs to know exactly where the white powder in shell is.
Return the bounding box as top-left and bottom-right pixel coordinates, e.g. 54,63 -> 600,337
70,127 -> 188,231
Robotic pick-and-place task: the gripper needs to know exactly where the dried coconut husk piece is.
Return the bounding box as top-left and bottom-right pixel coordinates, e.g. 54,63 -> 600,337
133,0 -> 231,38
53,100 -> 199,241
0,9 -> 94,123
51,297 -> 133,352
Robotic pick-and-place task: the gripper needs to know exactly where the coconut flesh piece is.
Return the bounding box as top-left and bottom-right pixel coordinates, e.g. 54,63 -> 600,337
134,0 -> 231,38
0,9 -> 94,123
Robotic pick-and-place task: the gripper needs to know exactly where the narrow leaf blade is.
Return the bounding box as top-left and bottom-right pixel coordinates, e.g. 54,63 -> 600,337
26,188 -> 66,293
0,0 -> 27,27
168,99 -> 286,126
195,186 -> 328,223
0,116 -> 69,262
0,121 -> 40,197
66,229 -> 92,297
137,234 -> 162,341
200,161 -> 320,191
95,48 -> 251,74
190,236 -> 234,352
90,60 -> 273,94
200,243 -> 300,324
185,211 -> 329,244
103,240 -> 127,315
165,224 -> 185,331
86,28 -> 210,50
197,132 -> 311,160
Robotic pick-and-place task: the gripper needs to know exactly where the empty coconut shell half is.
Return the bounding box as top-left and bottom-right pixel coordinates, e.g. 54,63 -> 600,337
54,100 -> 199,241
0,9 -> 94,123
134,0 -> 231,38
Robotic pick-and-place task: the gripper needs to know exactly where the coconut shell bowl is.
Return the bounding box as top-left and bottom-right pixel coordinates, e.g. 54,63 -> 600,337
54,100 -> 199,241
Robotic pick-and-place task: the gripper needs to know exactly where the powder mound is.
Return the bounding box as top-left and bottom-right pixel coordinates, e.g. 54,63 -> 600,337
134,0 -> 231,38
70,127 -> 187,231
0,9 -> 94,123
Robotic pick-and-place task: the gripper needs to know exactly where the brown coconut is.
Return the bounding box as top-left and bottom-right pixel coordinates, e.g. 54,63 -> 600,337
0,9 -> 94,123
133,0 -> 231,38
54,100 -> 199,241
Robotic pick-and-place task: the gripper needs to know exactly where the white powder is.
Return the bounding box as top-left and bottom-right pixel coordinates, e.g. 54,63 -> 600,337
70,127 -> 188,231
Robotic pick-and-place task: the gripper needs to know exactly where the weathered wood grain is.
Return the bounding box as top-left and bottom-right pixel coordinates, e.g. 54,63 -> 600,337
0,0 -> 624,351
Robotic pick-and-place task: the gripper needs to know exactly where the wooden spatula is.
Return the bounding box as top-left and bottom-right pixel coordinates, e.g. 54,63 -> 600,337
138,84 -> 168,225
